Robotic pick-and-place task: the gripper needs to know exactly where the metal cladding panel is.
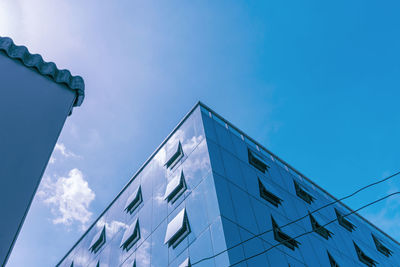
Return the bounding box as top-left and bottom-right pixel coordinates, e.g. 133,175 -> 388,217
0,52 -> 76,265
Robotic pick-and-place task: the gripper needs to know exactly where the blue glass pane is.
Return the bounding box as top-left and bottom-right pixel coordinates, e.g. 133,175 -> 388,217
214,122 -> 236,155
220,217 -> 246,266
188,228 -> 215,267
205,140 -> 225,177
220,149 -> 247,190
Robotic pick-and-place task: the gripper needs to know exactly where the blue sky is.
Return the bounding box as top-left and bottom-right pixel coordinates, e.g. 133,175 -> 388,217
1,0 -> 400,266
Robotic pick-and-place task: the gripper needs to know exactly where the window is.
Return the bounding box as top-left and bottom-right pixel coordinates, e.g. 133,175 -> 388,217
271,216 -> 300,250
334,208 -> 355,232
124,186 -> 143,214
353,242 -> 377,267
327,251 -> 340,267
164,208 -> 191,248
165,141 -> 184,169
164,171 -> 187,203
248,148 -> 269,173
89,226 -> 106,253
309,213 -> 333,240
179,258 -> 191,267
258,178 -> 282,207
293,180 -> 315,204
120,219 -> 140,251
96,261 -> 100,267
70,262 -> 74,267
372,234 -> 392,257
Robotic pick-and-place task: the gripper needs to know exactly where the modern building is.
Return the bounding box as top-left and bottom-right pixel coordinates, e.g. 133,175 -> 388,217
0,36 -> 84,266
57,102 -> 399,267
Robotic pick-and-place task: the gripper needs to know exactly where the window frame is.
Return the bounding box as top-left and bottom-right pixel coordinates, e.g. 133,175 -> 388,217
293,180 -> 315,204
271,216 -> 300,250
258,178 -> 283,207
164,208 -> 191,248
89,226 -> 106,254
334,208 -> 356,232
371,234 -> 392,257
120,219 -> 141,252
309,213 -> 333,240
164,171 -> 187,203
179,258 -> 191,267
327,251 -> 340,267
165,141 -> 184,169
124,186 -> 143,214
353,241 -> 377,267
248,148 -> 269,173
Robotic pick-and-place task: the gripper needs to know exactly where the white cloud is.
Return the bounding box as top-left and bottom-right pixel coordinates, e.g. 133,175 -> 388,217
153,192 -> 164,205
38,168 -> 95,228
48,143 -> 79,164
136,238 -> 151,266
182,134 -> 204,152
49,156 -> 56,164
71,254 -> 90,266
361,180 -> 400,242
153,129 -> 204,169
96,217 -> 128,236
54,143 -> 77,158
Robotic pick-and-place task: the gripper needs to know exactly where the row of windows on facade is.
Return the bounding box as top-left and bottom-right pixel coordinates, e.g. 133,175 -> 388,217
250,148 -> 393,267
70,142 -> 189,267
70,144 -> 392,267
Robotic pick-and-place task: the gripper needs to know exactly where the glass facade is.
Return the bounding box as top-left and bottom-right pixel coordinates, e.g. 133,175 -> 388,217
58,103 -> 400,267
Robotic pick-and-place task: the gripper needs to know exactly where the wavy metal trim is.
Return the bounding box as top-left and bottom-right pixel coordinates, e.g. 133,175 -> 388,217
0,36 -> 85,107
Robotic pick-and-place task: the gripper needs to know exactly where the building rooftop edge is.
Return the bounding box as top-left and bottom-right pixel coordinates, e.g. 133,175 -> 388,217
0,36 -> 85,108
199,101 -> 400,247
57,100 -> 399,265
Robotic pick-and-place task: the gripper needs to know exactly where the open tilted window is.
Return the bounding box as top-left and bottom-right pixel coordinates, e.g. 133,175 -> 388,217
293,180 -> 315,204
164,171 -> 187,203
327,251 -> 340,267
120,219 -> 140,251
354,241 -> 377,267
271,216 -> 300,250
258,178 -> 282,207
334,208 -> 355,232
164,208 -> 191,248
372,234 -> 392,257
179,258 -> 191,267
165,141 -> 184,169
124,186 -> 143,214
248,148 -> 269,173
309,213 -> 333,240
89,226 -> 106,253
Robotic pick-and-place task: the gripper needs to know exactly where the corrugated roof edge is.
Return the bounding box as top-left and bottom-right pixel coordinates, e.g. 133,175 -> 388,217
0,36 -> 85,108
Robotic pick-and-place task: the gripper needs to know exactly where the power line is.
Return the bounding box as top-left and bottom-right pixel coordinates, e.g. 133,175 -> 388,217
229,191 -> 400,266
190,171 -> 400,266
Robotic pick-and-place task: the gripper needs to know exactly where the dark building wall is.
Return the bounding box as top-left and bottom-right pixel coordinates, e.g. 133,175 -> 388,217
0,53 -> 76,265
200,105 -> 400,266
